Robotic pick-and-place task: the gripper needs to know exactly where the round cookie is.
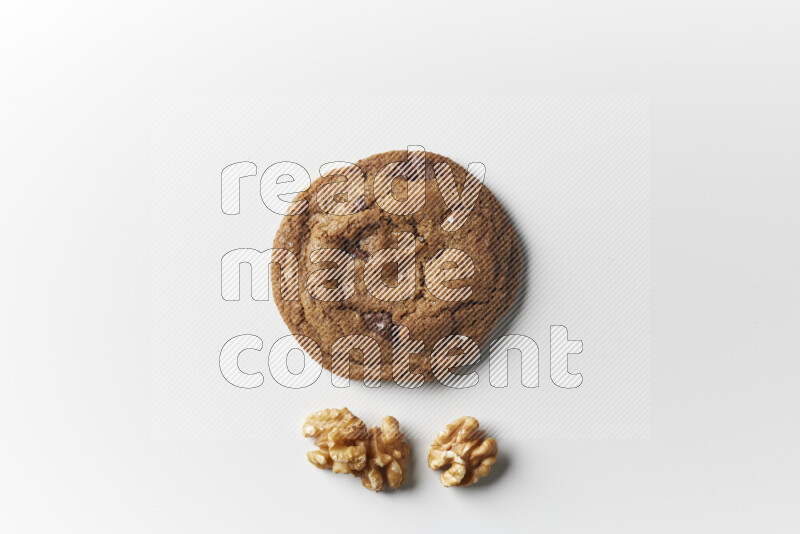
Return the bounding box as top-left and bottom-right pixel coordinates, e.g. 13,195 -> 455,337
271,150 -> 520,382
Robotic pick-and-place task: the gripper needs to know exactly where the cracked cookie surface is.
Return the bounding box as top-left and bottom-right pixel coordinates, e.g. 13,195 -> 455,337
272,150 -> 520,382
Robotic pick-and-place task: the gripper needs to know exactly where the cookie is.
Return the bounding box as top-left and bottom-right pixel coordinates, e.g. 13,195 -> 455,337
271,150 -> 520,382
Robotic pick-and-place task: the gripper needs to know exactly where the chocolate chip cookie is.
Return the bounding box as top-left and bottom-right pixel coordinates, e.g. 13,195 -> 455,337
271,149 -> 520,383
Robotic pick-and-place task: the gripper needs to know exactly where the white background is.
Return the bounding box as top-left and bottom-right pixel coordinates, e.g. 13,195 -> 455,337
1,1 -> 798,532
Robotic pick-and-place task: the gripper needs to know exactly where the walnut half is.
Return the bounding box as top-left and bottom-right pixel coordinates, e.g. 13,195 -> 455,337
427,416 -> 498,487
303,408 -> 409,492
360,416 -> 410,492
303,407 -> 368,474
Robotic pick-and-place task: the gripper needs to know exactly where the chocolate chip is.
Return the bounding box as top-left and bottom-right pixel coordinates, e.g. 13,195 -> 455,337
343,240 -> 368,261
353,196 -> 367,212
407,162 -> 434,181
362,312 -> 393,341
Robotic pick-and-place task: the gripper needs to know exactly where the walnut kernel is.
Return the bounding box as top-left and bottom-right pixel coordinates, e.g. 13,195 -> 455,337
360,416 -> 410,492
303,407 -> 368,474
427,416 -> 498,487
303,408 -> 409,492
